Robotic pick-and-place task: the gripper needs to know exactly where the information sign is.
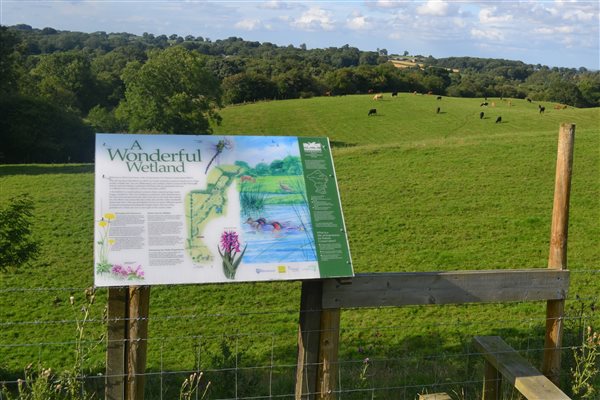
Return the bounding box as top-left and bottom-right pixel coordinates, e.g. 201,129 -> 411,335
94,134 -> 353,286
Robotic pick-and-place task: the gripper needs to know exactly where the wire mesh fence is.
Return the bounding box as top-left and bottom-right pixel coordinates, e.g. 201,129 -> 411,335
1,269 -> 599,399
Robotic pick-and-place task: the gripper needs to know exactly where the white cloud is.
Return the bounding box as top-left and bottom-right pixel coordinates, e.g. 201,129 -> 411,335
346,12 -> 371,30
417,0 -> 449,17
479,7 -> 513,24
234,19 -> 262,31
291,7 -> 335,31
373,0 -> 404,9
470,28 -> 504,41
534,25 -> 575,35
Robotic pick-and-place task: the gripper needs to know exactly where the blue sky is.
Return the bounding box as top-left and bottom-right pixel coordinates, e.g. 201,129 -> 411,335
1,1 -> 598,69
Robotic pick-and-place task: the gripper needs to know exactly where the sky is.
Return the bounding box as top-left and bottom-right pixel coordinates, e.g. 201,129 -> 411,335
1,0 -> 599,70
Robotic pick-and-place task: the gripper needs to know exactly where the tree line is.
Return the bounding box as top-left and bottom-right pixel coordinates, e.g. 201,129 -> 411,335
1,25 -> 598,163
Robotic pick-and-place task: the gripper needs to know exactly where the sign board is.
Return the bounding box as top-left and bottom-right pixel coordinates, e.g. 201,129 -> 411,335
94,134 -> 353,286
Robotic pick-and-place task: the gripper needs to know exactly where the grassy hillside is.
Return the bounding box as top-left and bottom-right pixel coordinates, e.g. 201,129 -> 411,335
1,93 -> 598,398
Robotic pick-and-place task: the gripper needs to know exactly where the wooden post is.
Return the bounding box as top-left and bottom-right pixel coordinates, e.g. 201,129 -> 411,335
542,123 -> 575,386
316,309 -> 340,399
106,287 -> 128,400
296,280 -> 323,399
482,360 -> 501,400
127,285 -> 150,400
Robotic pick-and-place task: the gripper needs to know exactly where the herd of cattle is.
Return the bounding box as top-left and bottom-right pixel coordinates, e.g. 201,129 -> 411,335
365,92 -> 567,123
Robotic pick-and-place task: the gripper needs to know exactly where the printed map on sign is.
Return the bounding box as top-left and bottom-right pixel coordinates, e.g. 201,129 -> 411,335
94,134 -> 353,286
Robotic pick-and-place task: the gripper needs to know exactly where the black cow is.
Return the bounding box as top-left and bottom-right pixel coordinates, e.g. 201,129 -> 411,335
480,111 -> 484,119
495,116 -> 502,123
436,107 -> 441,114
368,108 -> 377,116
526,98 -> 532,103
391,91 -> 398,97
480,102 -> 489,107
436,96 -> 442,100
539,105 -> 545,114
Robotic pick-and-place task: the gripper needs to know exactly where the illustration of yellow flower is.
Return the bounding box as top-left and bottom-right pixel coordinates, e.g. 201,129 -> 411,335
96,212 -> 116,273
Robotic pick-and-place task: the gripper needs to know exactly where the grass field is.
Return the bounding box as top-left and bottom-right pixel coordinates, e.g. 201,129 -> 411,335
1,93 -> 599,398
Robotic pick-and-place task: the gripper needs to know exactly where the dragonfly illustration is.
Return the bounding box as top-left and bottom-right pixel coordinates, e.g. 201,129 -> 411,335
205,138 -> 233,174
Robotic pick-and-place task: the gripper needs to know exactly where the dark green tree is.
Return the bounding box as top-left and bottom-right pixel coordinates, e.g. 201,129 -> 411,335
116,46 -> 221,133
0,95 -> 94,163
0,194 -> 39,272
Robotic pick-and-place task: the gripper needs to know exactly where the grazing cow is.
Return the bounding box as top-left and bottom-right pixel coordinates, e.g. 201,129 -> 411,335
491,102 -> 496,107
539,105 -> 545,114
495,116 -> 502,123
480,102 -> 489,107
391,91 -> 398,97
368,108 -> 377,116
324,91 -> 331,97
436,107 -> 441,114
436,96 -> 442,100
480,111 -> 485,119
526,98 -> 532,103
373,94 -> 383,100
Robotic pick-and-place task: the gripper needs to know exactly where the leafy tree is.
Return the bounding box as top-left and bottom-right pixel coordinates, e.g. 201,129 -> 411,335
0,194 -> 39,272
24,51 -> 98,114
577,72 -> 600,107
87,105 -> 125,133
222,72 -> 277,104
0,95 -> 94,163
116,46 -> 221,134
0,26 -> 20,95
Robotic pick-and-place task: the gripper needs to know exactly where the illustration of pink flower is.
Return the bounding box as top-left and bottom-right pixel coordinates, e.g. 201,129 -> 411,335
111,264 -> 144,280
218,231 -> 246,280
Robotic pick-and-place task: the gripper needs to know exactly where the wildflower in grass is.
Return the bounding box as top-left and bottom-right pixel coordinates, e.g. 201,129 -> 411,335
218,230 -> 247,279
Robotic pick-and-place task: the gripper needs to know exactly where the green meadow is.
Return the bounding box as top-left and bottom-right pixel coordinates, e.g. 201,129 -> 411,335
1,93 -> 598,398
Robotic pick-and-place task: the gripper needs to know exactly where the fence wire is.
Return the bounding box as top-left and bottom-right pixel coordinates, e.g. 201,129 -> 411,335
1,269 -> 599,399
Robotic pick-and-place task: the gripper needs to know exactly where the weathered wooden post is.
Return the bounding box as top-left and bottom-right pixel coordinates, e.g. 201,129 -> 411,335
106,287 -> 128,400
541,123 -> 575,385
105,286 -> 150,400
316,308 -> 340,399
127,286 -> 150,400
295,280 -> 341,400
296,280 -> 323,399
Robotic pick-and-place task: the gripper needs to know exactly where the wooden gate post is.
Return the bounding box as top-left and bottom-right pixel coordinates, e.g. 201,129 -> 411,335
296,280 -> 323,399
106,286 -> 150,400
316,308 -> 340,399
106,287 -> 128,400
127,286 -> 150,400
541,123 -> 575,385
295,280 -> 341,400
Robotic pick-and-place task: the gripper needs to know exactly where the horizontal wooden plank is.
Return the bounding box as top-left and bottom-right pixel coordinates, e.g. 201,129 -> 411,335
322,269 -> 569,309
473,336 -> 570,400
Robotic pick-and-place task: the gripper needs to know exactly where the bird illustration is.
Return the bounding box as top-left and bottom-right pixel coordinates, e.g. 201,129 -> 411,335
279,181 -> 293,193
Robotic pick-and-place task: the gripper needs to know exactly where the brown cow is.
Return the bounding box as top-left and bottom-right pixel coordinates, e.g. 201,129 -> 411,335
373,94 -> 383,100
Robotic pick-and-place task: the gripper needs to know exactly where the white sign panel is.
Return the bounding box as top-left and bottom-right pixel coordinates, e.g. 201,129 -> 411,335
94,134 -> 353,286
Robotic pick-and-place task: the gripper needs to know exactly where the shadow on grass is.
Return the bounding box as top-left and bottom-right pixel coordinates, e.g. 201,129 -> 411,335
0,164 -> 94,176
330,141 -> 357,148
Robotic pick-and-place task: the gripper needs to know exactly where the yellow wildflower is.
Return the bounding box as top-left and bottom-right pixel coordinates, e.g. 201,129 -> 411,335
98,220 -> 108,227
108,239 -> 115,245
104,213 -> 116,220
